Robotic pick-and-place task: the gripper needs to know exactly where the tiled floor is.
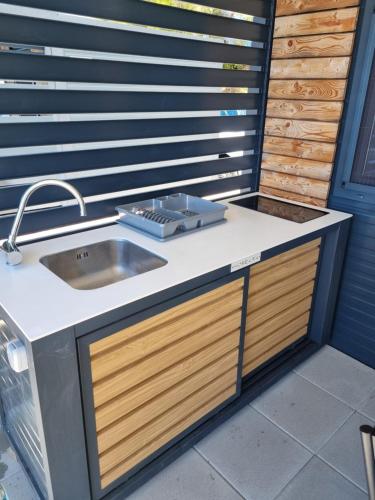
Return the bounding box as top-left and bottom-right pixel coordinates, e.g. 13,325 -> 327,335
1,346 -> 374,499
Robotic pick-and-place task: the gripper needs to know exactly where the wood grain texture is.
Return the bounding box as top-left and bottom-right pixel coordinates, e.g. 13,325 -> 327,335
247,281 -> 315,331
276,0 -> 359,17
268,79 -> 347,101
99,371 -> 236,478
251,238 -> 321,276
95,348 -> 239,432
274,8 -> 359,38
262,153 -> 333,181
270,57 -> 350,79
265,117 -> 338,143
101,386 -> 236,488
97,362 -> 238,453
263,136 -> 336,162
259,186 -> 327,207
90,279 -> 243,357
250,246 -> 321,293
272,33 -> 355,59
261,170 -> 330,200
93,324 -> 240,408
267,99 -> 342,122
245,310 -> 310,351
243,327 -> 308,375
91,289 -> 243,383
248,266 -> 317,312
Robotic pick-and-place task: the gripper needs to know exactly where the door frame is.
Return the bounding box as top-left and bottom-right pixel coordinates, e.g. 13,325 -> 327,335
330,0 -> 375,204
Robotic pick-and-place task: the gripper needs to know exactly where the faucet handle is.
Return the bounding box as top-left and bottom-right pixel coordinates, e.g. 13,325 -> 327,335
1,241 -> 23,266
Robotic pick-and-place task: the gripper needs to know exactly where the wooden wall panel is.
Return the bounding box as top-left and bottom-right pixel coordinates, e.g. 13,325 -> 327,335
270,57 -> 350,79
272,33 -> 355,58
267,99 -> 343,121
276,0 -> 359,17
260,0 -> 359,206
268,79 -> 347,101
274,8 -> 358,37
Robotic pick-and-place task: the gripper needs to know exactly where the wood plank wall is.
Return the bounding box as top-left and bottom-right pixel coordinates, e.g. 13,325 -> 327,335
260,0 -> 360,207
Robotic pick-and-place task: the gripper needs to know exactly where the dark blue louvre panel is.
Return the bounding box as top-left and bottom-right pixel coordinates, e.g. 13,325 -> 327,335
330,206 -> 375,368
0,0 -> 272,239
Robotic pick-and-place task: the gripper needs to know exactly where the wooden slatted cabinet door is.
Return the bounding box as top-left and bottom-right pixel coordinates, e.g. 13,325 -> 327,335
242,239 -> 321,377
84,277 -> 245,491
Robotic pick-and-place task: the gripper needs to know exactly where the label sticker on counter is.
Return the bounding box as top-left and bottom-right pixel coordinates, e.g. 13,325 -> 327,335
231,253 -> 261,272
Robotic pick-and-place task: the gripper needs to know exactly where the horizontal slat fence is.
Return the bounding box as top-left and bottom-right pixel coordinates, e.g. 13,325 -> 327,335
0,0 -> 272,239
260,0 -> 359,207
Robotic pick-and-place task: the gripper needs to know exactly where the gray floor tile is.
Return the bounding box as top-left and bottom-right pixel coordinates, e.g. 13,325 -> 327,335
358,390 -> 375,420
319,412 -> 375,491
0,432 -> 22,481
295,346 -> 375,408
196,406 -> 311,500
252,372 -> 353,452
276,457 -> 367,500
1,471 -> 40,500
127,450 -> 242,500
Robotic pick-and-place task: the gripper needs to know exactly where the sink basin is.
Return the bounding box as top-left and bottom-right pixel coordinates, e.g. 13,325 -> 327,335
40,239 -> 168,290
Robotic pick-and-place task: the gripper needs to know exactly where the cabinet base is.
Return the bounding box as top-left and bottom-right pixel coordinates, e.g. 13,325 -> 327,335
105,338 -> 320,500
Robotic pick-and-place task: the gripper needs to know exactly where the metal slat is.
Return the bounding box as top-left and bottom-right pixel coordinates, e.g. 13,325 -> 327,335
0,116 -> 258,148
0,0 -> 268,42
0,14 -> 265,66
0,156 -> 256,210
192,0 -> 268,18
0,174 -> 254,236
0,53 -> 263,88
0,89 -> 260,114
0,135 -> 256,180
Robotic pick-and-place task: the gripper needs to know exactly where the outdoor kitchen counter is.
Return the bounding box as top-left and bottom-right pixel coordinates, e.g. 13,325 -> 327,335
0,193 -> 351,342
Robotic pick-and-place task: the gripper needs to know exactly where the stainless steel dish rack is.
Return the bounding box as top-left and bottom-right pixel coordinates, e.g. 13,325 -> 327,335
116,193 -> 227,240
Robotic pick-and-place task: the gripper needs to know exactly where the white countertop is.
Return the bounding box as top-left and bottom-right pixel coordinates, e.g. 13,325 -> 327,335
0,193 -> 351,342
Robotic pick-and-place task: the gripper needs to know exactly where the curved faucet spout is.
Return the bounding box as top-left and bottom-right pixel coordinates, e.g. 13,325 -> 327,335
2,179 -> 87,266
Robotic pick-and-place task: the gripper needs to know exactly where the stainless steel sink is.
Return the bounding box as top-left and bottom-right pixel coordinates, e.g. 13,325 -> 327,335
40,239 -> 168,290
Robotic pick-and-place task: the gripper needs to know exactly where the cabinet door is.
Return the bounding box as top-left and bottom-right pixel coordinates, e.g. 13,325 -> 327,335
79,276 -> 245,496
242,239 -> 321,377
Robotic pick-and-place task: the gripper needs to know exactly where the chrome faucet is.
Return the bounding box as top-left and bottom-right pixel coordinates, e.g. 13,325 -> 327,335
1,180 -> 87,266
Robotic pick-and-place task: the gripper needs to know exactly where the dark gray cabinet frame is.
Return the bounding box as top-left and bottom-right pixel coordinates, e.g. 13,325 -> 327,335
0,218 -> 351,500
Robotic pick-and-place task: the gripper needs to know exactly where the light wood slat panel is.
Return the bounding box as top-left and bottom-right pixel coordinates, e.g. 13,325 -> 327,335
91,290 -> 243,383
99,371 -> 236,476
270,57 -> 350,79
90,279 -> 243,357
101,385 -> 235,488
250,247 -> 320,293
249,266 -> 317,312
262,153 -> 332,180
272,33 -> 355,58
243,327 -> 308,375
247,281 -> 314,331
95,349 -> 238,432
244,325 -> 309,366
245,310 -> 311,351
251,238 -> 320,276
268,79 -> 347,100
263,136 -> 336,162
274,8 -> 359,38
93,328 -> 240,408
267,99 -> 343,122
97,363 -> 238,454
260,186 -> 327,207
261,170 -> 330,200
97,358 -> 238,449
265,117 -> 338,143
276,0 -> 359,18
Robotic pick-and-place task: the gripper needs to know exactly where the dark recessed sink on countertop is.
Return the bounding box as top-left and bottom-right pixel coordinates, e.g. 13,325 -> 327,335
229,195 -> 327,223
40,239 -> 167,290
